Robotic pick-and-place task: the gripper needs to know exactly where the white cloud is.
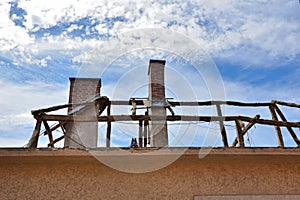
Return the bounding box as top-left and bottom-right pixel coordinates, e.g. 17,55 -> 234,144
0,0 -> 298,68
0,0 -> 299,147
0,80 -> 69,131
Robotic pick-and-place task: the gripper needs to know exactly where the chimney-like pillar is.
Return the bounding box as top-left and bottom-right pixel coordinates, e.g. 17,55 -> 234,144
148,60 -> 168,147
64,78 -> 101,149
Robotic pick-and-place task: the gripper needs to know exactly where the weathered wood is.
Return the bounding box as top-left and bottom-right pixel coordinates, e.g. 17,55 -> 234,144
216,104 -> 228,147
26,119 -> 42,148
106,102 -> 111,148
40,114 -> 300,127
43,122 -> 66,136
169,101 -> 271,107
232,115 -> 260,147
111,100 -> 271,107
139,120 -> 143,147
32,104 -> 71,115
132,101 -> 137,116
269,105 -> 284,148
273,100 -> 300,109
52,135 -> 65,145
32,96 -> 108,115
273,104 -> 300,146
235,119 -> 245,148
43,120 -> 54,147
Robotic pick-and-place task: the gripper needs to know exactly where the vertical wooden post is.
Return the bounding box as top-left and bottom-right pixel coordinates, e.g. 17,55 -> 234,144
216,103 -> 228,147
269,104 -> 284,147
231,115 -> 260,147
43,119 -> 54,147
27,118 -> 42,148
235,119 -> 245,148
144,111 -> 148,147
106,101 -> 111,148
139,120 -> 143,147
273,104 -> 300,146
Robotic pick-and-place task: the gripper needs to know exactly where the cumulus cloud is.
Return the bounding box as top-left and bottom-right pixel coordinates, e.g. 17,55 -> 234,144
0,0 -> 298,68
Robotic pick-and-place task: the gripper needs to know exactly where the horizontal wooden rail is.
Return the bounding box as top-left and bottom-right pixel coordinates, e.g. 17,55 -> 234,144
31,99 -> 299,116
40,114 -> 300,127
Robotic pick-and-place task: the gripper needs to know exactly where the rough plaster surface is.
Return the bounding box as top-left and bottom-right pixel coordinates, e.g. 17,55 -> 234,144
0,148 -> 300,200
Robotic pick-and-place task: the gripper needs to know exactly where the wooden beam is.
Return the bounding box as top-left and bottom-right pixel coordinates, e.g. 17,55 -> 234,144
106,102 -> 111,148
42,120 -> 54,148
31,96 -> 108,115
273,104 -> 300,146
216,104 -> 228,147
235,119 -> 245,148
269,105 -> 284,148
52,135 -> 65,145
111,100 -> 271,107
273,100 -> 300,109
232,115 -> 260,147
168,101 -> 271,107
26,118 -> 42,148
43,122 -> 66,136
40,114 -> 300,127
32,104 -> 71,115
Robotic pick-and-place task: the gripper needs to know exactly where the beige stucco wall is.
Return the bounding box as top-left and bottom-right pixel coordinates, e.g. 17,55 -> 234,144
0,148 -> 300,200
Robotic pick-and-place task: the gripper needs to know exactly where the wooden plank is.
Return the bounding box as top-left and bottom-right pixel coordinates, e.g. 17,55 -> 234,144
232,115 -> 260,147
216,104 -> 228,147
269,105 -> 284,148
235,119 -> 245,148
106,102 -> 111,148
26,119 -> 42,148
273,104 -> 300,146
43,120 -> 54,148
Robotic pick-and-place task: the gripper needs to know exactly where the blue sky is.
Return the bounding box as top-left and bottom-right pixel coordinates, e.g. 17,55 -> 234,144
0,0 -> 300,148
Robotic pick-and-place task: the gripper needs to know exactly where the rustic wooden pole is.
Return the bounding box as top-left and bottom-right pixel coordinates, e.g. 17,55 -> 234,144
139,120 -> 143,147
52,135 -> 65,145
41,114 -> 300,127
273,100 -> 300,109
42,119 -> 54,147
273,104 -> 300,146
43,122 -> 66,136
269,105 -> 284,147
234,119 -> 245,148
106,102 -> 111,148
216,103 -> 229,147
27,118 -> 42,148
132,101 -> 137,116
231,115 -> 260,147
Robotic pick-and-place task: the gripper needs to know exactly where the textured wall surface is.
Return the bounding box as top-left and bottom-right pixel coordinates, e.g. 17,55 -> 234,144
65,78 -> 101,148
148,59 -> 168,147
1,148 -> 300,200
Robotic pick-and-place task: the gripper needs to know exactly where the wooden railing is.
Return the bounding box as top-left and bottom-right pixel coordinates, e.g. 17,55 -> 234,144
27,97 -> 300,149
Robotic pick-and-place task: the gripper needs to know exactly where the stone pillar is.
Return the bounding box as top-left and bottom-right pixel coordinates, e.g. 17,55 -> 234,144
64,78 -> 101,149
148,60 -> 168,147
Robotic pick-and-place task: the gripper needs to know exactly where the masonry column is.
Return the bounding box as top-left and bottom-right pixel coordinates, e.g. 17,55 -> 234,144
64,78 -> 101,149
148,59 -> 168,147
